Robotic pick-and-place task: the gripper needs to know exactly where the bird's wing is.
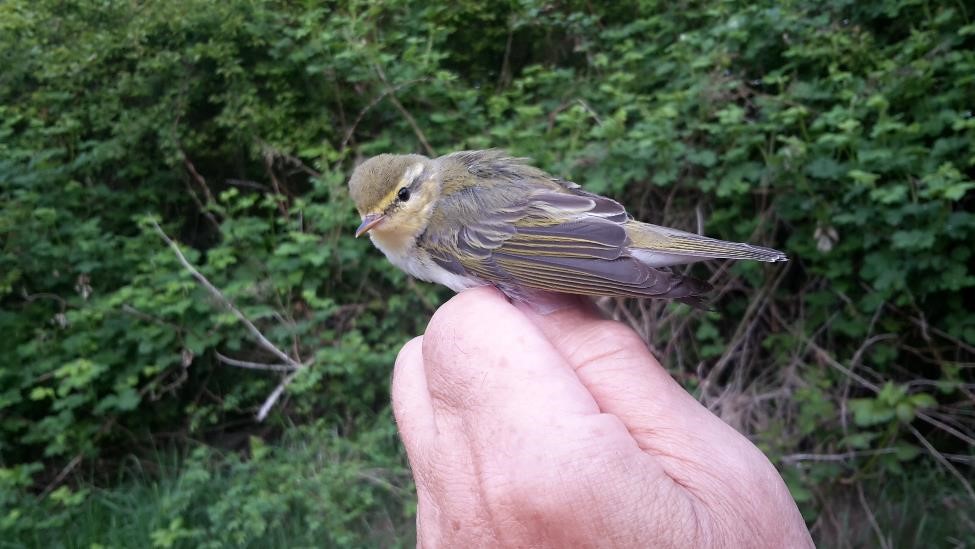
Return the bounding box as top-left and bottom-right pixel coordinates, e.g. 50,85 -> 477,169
423,185 -> 710,300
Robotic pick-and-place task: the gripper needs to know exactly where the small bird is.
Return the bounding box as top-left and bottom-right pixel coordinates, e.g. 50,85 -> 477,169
348,150 -> 785,306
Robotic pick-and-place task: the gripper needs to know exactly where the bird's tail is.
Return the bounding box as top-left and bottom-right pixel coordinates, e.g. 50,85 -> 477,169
624,220 -> 787,267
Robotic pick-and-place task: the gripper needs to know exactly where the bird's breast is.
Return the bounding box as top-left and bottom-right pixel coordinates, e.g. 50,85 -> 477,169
369,230 -> 482,292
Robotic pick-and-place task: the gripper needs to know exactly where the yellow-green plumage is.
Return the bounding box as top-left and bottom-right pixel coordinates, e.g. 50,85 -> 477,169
348,149 -> 786,305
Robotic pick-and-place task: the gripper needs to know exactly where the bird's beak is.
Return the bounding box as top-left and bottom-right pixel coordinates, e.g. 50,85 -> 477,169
355,213 -> 386,238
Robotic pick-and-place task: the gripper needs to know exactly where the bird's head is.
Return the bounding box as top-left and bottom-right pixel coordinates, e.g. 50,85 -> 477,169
348,153 -> 436,241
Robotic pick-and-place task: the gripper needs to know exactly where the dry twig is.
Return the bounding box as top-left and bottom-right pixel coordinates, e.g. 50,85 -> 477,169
908,424 -> 975,503
258,141 -> 322,179
257,370 -> 299,422
180,151 -> 221,231
857,480 -> 892,549
372,64 -> 435,156
215,351 -> 301,372
150,219 -> 308,421
339,79 -> 427,152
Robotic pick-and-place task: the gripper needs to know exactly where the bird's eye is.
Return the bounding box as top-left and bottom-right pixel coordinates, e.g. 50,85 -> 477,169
397,187 -> 410,202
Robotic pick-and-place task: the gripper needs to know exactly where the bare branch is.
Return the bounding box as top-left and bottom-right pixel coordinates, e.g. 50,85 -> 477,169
40,416 -> 118,498
857,480 -> 892,549
121,303 -> 185,332
771,305 -> 975,454
258,141 -> 322,178
340,78 -> 427,152
780,447 -> 975,465
780,448 -> 899,463
262,150 -> 292,217
150,219 -> 309,420
849,333 -> 896,373
806,339 -> 881,392
39,454 -> 83,500
180,151 -> 221,231
575,99 -> 604,126
916,410 -> 975,447
151,219 -> 300,370
226,178 -> 271,192
497,22 -> 514,90
372,64 -> 436,156
181,153 -> 217,204
909,424 -> 975,503
216,351 -> 300,372
808,335 -> 975,448
707,262 -> 788,385
21,291 -> 68,310
257,370 -> 299,422
907,314 -> 975,355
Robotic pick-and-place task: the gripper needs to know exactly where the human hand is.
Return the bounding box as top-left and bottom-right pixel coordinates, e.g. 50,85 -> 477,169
392,287 -> 812,548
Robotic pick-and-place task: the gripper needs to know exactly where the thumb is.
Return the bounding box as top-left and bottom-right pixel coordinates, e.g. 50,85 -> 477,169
520,301 -> 812,546
518,301 -> 786,491
519,302 -> 727,451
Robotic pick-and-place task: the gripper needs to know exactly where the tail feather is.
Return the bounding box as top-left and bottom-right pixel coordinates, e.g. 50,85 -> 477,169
625,221 -> 787,265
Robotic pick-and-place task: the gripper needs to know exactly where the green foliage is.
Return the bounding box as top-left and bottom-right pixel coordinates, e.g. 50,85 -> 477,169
850,383 -> 937,427
1,0 -> 973,545
6,420 -> 413,548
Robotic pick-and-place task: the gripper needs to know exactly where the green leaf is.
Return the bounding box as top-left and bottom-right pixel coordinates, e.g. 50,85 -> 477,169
806,157 -> 845,179
895,401 -> 915,423
909,393 -> 937,409
893,443 -> 920,462
891,230 -> 935,250
850,398 -> 895,427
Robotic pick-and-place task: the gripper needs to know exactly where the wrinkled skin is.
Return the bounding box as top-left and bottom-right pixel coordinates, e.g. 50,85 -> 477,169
393,287 -> 813,548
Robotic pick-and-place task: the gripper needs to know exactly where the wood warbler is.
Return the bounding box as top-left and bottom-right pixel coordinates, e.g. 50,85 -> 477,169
348,150 -> 785,306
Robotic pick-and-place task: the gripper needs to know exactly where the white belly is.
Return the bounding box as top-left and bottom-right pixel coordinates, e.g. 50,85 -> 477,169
370,234 -> 482,292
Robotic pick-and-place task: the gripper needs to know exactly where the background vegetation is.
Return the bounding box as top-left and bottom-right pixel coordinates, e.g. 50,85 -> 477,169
2,0 -> 973,546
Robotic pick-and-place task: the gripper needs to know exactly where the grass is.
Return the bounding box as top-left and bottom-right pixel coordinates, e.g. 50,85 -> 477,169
809,463 -> 975,548
4,419 -> 416,549
6,443 -> 972,548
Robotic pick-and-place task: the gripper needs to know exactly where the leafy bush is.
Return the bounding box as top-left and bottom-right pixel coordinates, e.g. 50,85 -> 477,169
1,0 -> 973,545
